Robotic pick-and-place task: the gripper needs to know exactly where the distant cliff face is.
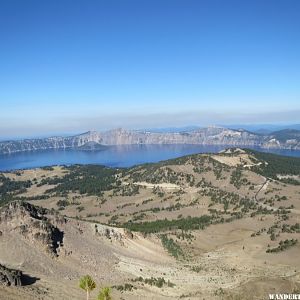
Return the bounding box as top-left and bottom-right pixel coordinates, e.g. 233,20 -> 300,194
98,127 -> 263,146
0,127 -> 299,154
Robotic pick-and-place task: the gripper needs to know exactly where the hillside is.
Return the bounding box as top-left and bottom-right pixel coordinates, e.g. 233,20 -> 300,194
1,127 -> 300,155
269,129 -> 300,143
0,149 -> 300,299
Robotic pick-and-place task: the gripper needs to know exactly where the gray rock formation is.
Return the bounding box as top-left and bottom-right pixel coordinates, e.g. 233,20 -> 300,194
0,201 -> 65,256
0,264 -> 22,286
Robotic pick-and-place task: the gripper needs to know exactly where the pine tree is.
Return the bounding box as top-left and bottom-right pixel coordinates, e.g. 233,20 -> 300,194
97,287 -> 112,300
79,275 -> 96,300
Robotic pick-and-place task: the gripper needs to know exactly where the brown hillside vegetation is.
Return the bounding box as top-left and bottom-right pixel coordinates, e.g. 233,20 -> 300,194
0,149 -> 300,299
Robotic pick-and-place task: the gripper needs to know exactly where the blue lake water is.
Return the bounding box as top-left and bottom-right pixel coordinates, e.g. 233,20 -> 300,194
0,144 -> 300,171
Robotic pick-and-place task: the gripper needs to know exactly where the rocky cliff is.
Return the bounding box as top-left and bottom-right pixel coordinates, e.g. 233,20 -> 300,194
0,201 -> 65,256
0,127 -> 299,154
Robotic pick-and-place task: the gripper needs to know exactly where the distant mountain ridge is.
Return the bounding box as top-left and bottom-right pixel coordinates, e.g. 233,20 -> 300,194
0,126 -> 300,155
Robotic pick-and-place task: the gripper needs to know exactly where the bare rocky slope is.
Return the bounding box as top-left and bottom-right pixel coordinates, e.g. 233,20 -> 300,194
1,127 -> 300,155
0,149 -> 300,299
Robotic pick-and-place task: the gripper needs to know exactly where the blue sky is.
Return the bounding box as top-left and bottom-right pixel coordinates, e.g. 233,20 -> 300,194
0,0 -> 300,137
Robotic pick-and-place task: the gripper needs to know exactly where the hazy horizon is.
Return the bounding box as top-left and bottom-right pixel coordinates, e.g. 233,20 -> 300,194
1,122 -> 300,141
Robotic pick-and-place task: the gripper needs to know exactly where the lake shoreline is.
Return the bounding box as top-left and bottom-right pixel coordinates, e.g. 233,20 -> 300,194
1,144 -> 300,172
